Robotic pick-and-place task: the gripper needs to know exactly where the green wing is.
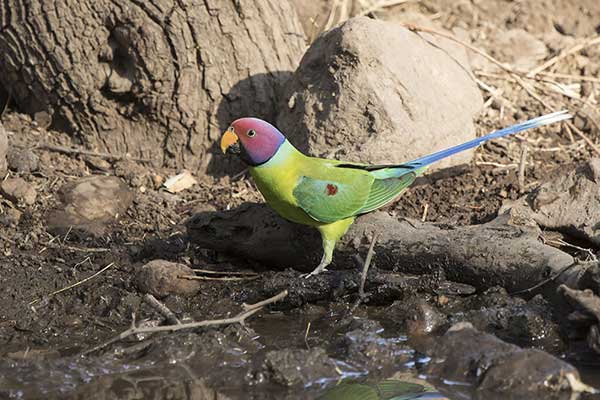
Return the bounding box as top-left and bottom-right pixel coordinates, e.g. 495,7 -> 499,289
358,172 -> 417,214
292,174 -> 373,223
293,167 -> 418,223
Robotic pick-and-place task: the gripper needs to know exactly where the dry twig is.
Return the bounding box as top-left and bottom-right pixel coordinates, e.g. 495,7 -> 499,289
84,290 -> 288,355
29,262 -> 116,306
178,274 -> 258,282
421,203 -> 429,222
0,91 -> 11,118
359,234 -> 379,299
401,23 -> 513,74
405,25 -> 600,158
567,122 -> 600,156
36,143 -> 152,163
517,144 -> 528,193
143,294 -> 181,325
527,36 -> 600,77
358,0 -> 416,16
510,262 -> 578,295
536,71 -> 600,84
191,268 -> 258,276
304,321 -> 312,349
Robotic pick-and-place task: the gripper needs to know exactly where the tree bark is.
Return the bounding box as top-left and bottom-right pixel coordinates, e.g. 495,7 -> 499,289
0,0 -> 305,174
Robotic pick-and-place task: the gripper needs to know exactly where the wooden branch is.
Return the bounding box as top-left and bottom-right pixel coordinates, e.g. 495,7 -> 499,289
36,143 -> 152,163
359,233 -> 378,299
29,262 -> 115,306
84,290 -> 288,355
143,294 -> 180,325
187,203 -> 583,293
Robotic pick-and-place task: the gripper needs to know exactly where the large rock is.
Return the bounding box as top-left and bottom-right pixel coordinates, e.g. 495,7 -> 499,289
47,176 -> 133,237
425,324 -> 579,397
501,159 -> 600,246
277,17 -> 483,170
0,122 -> 7,175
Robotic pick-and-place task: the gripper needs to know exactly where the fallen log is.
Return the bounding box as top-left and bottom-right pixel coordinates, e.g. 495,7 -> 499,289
187,203 -> 589,293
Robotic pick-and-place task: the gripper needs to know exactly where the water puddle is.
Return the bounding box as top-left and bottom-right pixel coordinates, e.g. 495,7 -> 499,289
0,305 -> 598,400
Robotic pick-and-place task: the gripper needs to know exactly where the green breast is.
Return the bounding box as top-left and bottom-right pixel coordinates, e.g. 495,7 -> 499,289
250,140 -> 322,226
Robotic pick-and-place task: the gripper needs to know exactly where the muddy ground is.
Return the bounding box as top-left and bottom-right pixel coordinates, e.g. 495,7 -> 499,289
2,1 -> 600,399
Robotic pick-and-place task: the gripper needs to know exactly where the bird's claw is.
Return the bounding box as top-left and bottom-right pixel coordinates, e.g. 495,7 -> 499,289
302,266 -> 328,279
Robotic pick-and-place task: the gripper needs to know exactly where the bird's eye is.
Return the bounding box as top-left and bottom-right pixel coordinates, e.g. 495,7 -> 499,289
247,129 -> 256,137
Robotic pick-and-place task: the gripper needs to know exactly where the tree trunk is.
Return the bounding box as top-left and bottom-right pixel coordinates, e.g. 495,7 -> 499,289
0,0 -> 306,174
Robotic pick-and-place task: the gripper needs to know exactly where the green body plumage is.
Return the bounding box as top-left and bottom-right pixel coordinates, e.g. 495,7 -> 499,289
250,140 -> 423,275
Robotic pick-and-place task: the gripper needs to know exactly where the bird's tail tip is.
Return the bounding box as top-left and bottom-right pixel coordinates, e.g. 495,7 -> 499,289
532,109 -> 573,126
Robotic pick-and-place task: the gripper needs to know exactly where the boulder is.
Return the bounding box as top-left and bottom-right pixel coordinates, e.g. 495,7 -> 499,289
501,159 -> 600,245
425,324 -> 579,397
277,17 -> 483,170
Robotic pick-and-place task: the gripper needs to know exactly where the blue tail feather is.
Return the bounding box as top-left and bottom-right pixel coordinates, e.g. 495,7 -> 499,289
402,110 -> 572,169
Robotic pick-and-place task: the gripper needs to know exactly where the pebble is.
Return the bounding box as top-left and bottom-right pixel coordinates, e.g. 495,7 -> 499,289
0,207 -> 22,227
7,148 -> 39,173
135,260 -> 202,298
46,176 -> 133,236
0,177 -> 37,205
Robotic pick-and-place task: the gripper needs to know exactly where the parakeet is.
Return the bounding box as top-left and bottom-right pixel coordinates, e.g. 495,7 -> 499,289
220,110 -> 571,277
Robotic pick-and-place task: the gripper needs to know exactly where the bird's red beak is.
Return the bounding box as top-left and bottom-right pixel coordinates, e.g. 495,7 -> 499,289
220,129 -> 239,154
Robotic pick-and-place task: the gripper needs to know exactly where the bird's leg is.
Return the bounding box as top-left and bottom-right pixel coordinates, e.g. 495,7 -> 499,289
304,217 -> 355,278
304,238 -> 335,278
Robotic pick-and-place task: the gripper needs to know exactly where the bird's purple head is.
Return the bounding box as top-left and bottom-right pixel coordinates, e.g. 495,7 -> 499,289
220,118 -> 285,166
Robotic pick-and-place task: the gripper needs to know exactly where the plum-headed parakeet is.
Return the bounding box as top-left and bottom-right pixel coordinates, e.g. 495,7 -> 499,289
220,110 -> 571,277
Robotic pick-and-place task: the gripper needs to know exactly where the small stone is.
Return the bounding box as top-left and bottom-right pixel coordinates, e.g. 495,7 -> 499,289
490,29 -> 548,71
33,110 -> 53,129
573,114 -> 588,131
135,260 -> 201,298
84,156 -> 111,172
47,176 -> 133,237
0,207 -> 22,227
7,148 -> 39,173
491,97 -> 505,111
582,82 -> 593,97
113,160 -> 149,188
0,177 -> 36,205
501,158 -> 600,245
152,174 -> 164,188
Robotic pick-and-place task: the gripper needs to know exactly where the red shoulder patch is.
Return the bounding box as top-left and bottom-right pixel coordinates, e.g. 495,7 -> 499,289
325,184 -> 338,196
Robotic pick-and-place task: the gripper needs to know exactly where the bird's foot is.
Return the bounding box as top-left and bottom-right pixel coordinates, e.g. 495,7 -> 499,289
303,263 -> 329,279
